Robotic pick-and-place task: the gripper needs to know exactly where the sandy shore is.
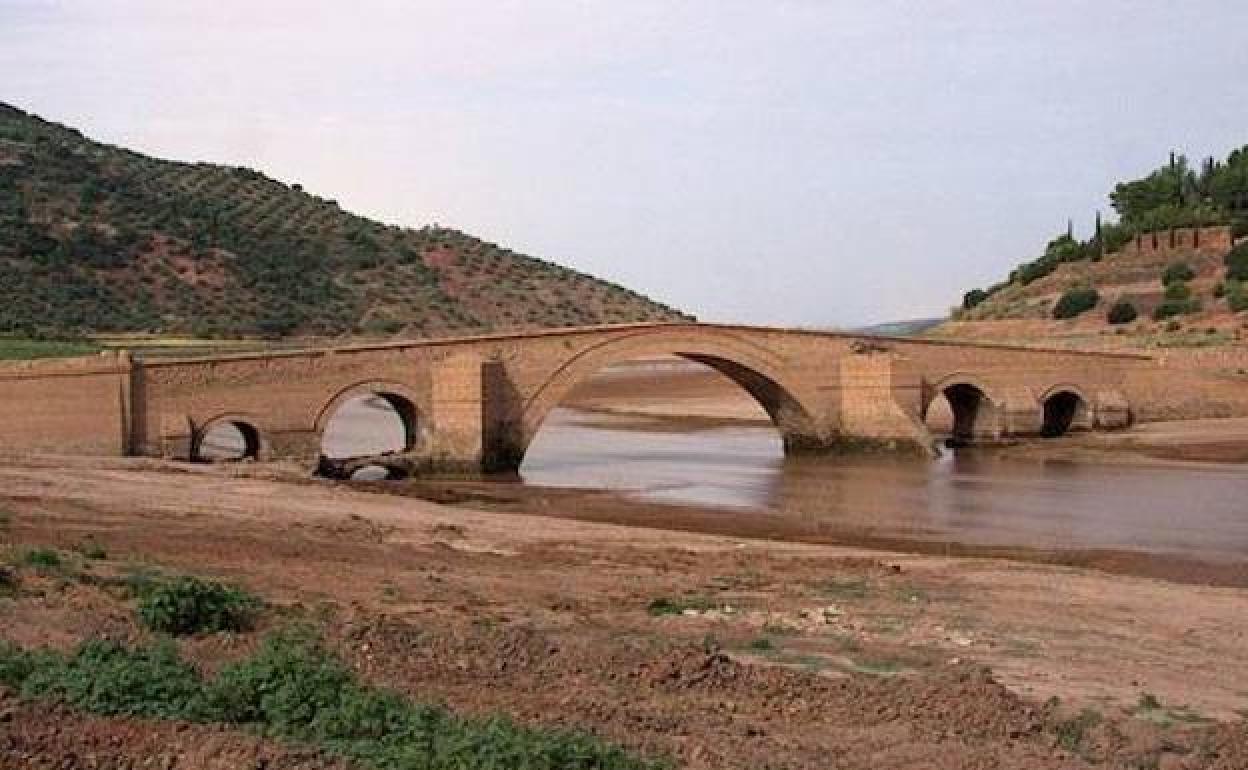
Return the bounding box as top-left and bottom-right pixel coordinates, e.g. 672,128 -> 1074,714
2,457 -> 1248,768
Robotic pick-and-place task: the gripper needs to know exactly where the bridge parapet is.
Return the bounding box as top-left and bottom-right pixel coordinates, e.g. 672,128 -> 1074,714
0,322 -> 1161,470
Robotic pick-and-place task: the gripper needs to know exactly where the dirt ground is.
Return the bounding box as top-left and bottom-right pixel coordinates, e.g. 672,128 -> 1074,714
2,457 -> 1248,769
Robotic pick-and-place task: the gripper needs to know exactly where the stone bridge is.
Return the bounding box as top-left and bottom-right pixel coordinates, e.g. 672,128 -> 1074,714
0,322 -> 1151,472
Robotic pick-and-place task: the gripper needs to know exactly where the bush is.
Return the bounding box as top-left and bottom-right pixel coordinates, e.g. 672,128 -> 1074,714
13,639 -> 205,719
18,548 -> 62,570
137,576 -> 261,636
1162,262 -> 1195,285
1163,281 -> 1192,301
1052,288 -> 1099,319
1106,301 -> 1138,325
1227,242 -> 1248,281
0,632 -> 668,770
1153,298 -> 1201,320
961,288 -> 988,310
1227,281 -> 1248,313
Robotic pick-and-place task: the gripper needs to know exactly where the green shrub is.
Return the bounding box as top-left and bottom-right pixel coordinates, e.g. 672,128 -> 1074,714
14,639 -> 206,719
1227,281 -> 1248,313
646,595 -> 717,616
0,632 -> 668,770
1227,242 -> 1248,281
1163,281 -> 1192,301
961,288 -> 988,310
1052,288 -> 1099,319
16,548 -> 65,575
1161,262 -> 1195,285
137,576 -> 261,636
1106,301 -> 1138,325
1153,298 -> 1201,320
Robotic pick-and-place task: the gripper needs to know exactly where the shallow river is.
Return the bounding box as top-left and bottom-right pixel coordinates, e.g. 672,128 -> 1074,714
521,408 -> 1248,564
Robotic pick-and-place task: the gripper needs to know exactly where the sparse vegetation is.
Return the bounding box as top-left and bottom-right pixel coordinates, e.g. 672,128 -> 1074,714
957,146 -> 1248,321
0,102 -> 688,339
136,576 -> 261,635
1228,242 -> 1248,282
747,636 -> 776,653
0,336 -> 100,360
816,577 -> 870,600
646,595 -> 719,616
1132,692 -> 1211,727
73,537 -> 107,560
0,630 -> 669,770
1055,707 -> 1102,753
843,657 -> 906,677
16,547 -> 64,572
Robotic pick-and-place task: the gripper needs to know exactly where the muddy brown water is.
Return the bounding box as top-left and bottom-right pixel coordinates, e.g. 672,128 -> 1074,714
522,408 -> 1248,565
203,373 -> 1248,568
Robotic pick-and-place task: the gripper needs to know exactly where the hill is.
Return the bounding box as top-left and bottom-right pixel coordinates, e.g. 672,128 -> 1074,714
942,149 -> 1248,348
0,103 -> 689,339
854,318 -> 944,337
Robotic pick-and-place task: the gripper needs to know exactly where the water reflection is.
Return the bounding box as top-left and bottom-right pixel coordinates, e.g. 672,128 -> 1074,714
521,408 -> 1248,562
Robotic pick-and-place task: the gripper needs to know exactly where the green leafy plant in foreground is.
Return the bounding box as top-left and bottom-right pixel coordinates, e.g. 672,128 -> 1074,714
136,576 -> 262,635
0,630 -> 668,770
646,595 -> 718,616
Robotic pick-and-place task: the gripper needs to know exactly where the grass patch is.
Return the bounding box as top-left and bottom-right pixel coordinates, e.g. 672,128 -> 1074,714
12,547 -> 72,577
704,571 -> 766,591
1132,693 -> 1211,727
0,630 -> 668,770
0,337 -> 101,361
774,652 -> 829,672
137,576 -> 261,636
645,595 -> 718,617
842,657 -> 906,677
73,538 -> 107,560
896,585 -> 928,603
1055,707 -> 1102,753
746,636 -> 776,653
815,577 -> 869,600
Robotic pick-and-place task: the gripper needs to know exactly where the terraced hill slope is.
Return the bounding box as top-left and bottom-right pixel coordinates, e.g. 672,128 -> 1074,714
0,103 -> 689,338
940,148 -> 1248,349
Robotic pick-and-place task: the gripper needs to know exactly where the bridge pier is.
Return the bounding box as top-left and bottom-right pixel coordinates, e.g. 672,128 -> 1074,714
0,322 -> 1150,471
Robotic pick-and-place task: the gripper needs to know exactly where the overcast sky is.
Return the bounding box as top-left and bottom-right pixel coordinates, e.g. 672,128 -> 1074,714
3,1 -> 1246,326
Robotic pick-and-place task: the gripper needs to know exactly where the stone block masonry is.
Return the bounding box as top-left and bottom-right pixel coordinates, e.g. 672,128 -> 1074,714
0,323 -> 1159,471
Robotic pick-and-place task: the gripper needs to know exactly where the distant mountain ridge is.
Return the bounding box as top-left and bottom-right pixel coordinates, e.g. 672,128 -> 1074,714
854,318 -> 945,337
0,102 -> 689,338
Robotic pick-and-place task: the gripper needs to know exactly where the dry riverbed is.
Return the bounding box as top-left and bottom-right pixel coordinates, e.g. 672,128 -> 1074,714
2,458 -> 1247,769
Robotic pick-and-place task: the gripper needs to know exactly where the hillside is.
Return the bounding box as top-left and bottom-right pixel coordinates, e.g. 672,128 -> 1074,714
0,103 -> 689,339
941,149 -> 1248,349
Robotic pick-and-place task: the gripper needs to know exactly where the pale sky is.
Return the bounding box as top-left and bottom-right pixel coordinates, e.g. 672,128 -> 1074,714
3,0 -> 1246,326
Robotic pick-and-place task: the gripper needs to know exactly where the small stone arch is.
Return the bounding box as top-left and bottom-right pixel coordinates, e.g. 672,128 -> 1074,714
1038,384 -> 1091,437
191,413 -> 266,462
504,328 -> 826,470
923,375 -> 1004,444
314,381 -> 423,460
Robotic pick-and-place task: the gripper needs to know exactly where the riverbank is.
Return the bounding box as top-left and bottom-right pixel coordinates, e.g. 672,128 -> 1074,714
2,457 -> 1247,768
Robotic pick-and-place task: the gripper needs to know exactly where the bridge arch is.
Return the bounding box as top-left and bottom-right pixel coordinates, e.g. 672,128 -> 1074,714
506,328 -> 827,469
191,413 -> 266,462
1038,384 -> 1091,437
313,380 -> 423,460
923,375 -> 1004,444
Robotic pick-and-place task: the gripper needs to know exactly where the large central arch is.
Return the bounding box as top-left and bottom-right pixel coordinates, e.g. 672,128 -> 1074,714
506,328 -> 828,470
